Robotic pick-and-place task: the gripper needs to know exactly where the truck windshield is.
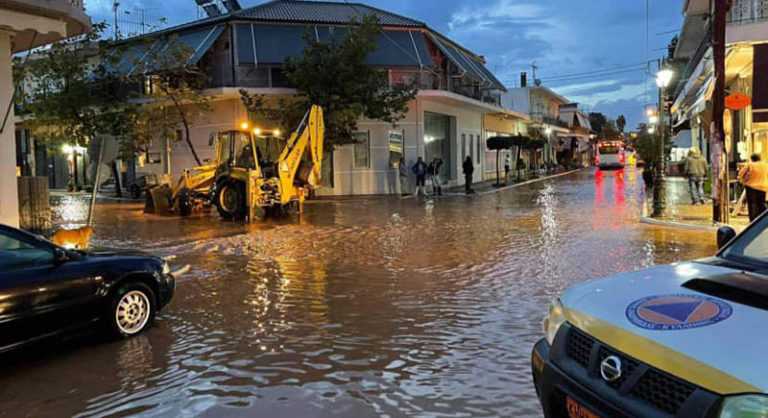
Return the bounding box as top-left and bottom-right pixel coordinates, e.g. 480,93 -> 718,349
721,216 -> 768,268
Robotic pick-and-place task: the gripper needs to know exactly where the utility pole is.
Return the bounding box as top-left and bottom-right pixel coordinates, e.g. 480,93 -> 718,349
113,1 -> 120,40
653,59 -> 666,218
712,0 -> 732,223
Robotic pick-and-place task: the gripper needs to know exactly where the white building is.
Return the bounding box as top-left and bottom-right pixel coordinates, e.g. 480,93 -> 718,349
1,0 -> 90,226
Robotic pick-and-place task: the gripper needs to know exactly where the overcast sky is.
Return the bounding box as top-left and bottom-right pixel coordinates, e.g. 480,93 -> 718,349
85,0 -> 683,129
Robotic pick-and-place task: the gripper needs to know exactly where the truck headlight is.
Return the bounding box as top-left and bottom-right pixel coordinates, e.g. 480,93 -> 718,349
720,395 -> 768,417
542,298 -> 566,345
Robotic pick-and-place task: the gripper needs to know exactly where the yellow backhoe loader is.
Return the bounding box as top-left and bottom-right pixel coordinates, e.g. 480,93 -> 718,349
212,104 -> 324,220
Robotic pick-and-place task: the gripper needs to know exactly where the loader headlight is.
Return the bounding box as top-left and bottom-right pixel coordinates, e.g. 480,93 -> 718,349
162,261 -> 170,275
719,395 -> 768,417
542,298 -> 566,346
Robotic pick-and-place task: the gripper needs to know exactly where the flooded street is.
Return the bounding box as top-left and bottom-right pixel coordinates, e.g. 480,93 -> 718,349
2,169 -> 716,417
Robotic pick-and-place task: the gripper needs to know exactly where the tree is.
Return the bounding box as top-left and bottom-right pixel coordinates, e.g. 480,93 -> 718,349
588,112 -> 619,140
616,115 -> 627,134
23,23 -> 138,188
130,34 -> 212,166
240,14 -> 418,151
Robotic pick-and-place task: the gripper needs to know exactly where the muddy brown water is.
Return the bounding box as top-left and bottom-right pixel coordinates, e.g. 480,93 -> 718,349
3,169 -> 715,417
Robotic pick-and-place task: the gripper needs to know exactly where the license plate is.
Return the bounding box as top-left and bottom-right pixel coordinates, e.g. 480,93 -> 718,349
566,397 -> 599,418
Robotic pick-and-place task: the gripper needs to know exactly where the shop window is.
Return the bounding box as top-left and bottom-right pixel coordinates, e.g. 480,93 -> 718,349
353,131 -> 370,168
388,130 -> 404,168
425,112 -> 453,179
476,134 -> 482,164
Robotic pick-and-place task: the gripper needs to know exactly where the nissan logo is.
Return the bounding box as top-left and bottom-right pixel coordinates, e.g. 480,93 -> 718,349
600,355 -> 622,382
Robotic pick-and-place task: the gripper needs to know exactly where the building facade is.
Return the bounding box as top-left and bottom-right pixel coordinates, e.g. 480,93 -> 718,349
83,0 -> 514,195
1,0 -> 90,226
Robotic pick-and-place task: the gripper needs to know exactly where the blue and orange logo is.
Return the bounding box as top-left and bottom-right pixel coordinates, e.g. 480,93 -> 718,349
626,294 -> 732,331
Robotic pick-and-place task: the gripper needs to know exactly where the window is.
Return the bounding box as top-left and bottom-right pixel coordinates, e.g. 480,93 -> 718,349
461,134 -> 467,163
0,233 -> 53,271
353,131 -> 370,168
476,134 -> 482,164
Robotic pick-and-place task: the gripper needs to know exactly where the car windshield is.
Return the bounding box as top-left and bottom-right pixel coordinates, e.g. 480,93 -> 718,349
721,216 -> 768,268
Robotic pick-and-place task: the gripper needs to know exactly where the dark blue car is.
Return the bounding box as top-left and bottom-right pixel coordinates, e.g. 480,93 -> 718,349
0,223 -> 184,353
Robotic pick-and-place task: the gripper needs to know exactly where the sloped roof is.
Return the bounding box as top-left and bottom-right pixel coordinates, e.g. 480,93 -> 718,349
234,0 -> 425,27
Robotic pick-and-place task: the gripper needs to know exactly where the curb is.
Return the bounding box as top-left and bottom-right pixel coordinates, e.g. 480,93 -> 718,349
638,197 -> 720,232
400,168 -> 585,200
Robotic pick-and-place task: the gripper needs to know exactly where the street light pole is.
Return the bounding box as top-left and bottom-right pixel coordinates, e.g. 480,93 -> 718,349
652,64 -> 674,218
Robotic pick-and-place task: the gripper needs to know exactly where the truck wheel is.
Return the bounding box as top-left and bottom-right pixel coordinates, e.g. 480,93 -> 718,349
216,180 -> 246,220
177,187 -> 192,216
105,282 -> 156,338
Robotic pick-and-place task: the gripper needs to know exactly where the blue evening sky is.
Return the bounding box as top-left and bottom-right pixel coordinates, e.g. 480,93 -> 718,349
85,0 -> 683,129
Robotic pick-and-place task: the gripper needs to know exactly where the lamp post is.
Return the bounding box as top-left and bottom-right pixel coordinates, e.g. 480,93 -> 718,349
652,67 -> 674,218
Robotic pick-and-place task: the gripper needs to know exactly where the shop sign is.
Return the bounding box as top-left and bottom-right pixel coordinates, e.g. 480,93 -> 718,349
725,93 -> 751,110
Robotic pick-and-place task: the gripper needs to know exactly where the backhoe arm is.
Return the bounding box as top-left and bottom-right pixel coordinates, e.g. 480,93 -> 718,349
276,105 -> 324,203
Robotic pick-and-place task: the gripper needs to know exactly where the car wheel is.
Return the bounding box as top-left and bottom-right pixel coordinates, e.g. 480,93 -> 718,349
106,282 -> 156,338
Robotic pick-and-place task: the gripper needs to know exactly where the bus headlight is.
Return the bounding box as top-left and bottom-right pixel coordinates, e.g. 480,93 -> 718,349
542,298 -> 566,345
719,395 -> 768,417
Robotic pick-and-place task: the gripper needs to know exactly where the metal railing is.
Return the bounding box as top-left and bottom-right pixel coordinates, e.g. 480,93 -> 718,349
728,0 -> 768,24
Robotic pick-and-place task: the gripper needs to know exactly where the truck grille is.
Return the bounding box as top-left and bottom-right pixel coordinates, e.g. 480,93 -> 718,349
566,328 -> 697,415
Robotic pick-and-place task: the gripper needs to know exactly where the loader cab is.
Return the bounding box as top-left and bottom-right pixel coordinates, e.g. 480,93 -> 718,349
211,130 -> 259,176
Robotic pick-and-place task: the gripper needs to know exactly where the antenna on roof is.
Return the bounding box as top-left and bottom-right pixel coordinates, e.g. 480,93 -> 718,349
195,0 -> 222,17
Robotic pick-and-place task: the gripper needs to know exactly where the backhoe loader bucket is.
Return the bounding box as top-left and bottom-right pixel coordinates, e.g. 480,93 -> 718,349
145,185 -> 173,214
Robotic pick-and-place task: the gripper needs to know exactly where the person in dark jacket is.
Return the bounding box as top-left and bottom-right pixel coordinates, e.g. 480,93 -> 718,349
428,158 -> 443,196
462,156 -> 475,194
412,157 -> 428,195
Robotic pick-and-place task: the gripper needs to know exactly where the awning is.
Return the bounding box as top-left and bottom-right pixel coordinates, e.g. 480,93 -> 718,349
576,113 -> 591,130
753,44 -> 768,123
235,24 -> 434,67
426,33 -> 504,90
672,129 -> 693,148
109,25 -> 224,76
487,135 -> 531,150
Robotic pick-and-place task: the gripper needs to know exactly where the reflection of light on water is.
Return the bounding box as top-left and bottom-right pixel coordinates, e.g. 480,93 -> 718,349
537,183 -> 561,296
641,240 -> 656,269
54,195 -> 89,228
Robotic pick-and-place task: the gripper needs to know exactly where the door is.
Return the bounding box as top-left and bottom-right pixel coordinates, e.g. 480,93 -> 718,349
0,229 -> 101,350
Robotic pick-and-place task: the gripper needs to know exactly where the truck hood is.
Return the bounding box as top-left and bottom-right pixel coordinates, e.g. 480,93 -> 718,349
561,260 -> 768,394
84,248 -> 156,259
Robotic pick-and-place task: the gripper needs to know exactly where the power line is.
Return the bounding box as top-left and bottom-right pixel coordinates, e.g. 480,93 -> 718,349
536,62 -> 648,81
542,68 -> 647,84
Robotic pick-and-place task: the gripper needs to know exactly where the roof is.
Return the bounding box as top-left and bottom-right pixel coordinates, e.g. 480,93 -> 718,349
234,0 -> 425,27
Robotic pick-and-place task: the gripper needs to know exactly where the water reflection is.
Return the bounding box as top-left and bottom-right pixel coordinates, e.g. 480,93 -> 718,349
0,169 -> 716,417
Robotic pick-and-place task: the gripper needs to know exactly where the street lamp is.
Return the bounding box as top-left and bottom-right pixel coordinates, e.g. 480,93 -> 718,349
651,66 -> 674,218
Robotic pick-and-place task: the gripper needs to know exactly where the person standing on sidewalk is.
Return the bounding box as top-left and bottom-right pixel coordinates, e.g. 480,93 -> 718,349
462,156 -> 475,194
398,157 -> 409,195
738,154 -> 768,221
683,146 -> 708,205
504,154 -> 511,185
428,158 -> 443,196
412,157 -> 428,196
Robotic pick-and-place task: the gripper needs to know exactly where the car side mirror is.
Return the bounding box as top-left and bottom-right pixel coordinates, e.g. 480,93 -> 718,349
53,248 -> 68,264
717,226 -> 737,250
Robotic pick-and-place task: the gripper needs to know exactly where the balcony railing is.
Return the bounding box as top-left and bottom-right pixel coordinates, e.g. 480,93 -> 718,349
531,112 -> 568,128
728,0 -> 768,24
387,69 -> 503,106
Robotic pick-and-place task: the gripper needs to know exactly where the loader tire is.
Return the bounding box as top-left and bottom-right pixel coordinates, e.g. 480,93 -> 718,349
216,180 -> 246,220
177,187 -> 193,217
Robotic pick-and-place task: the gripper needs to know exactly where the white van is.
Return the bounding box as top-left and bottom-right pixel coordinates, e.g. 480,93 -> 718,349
597,141 -> 625,170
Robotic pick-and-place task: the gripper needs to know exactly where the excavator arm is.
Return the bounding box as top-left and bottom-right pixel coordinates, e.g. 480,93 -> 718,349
276,105 -> 324,204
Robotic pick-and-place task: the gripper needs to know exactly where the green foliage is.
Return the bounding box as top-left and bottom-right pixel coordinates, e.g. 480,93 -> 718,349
616,115 -> 626,134
632,122 -> 672,165
589,112 -> 620,140
240,14 -> 418,150
129,34 -> 212,165
23,23 -> 138,150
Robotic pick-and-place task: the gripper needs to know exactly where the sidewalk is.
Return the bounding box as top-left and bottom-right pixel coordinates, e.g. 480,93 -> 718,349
640,176 -> 750,232
402,169 -> 583,199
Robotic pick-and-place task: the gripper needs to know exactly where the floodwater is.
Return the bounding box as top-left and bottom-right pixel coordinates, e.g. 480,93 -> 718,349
3,169 -> 716,417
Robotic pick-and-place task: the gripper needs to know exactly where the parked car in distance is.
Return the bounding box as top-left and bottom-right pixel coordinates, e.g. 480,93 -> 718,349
127,174 -> 161,199
532,215 -> 768,417
0,223 -> 186,354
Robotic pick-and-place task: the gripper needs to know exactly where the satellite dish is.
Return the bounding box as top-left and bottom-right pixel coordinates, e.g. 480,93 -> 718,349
534,79 -> 542,86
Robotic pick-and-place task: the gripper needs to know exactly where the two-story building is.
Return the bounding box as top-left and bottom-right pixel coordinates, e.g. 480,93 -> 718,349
557,103 -> 593,167
2,0 -> 90,226
501,73 -> 570,174
88,0 -> 515,196
672,0 -> 768,170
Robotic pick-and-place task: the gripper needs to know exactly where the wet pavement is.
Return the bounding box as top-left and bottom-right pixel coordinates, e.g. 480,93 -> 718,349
3,168 -> 717,417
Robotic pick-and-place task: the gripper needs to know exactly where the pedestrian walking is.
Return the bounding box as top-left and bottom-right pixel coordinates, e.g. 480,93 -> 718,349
462,156 -> 475,194
398,157 -> 409,195
683,146 -> 708,205
412,156 -> 428,196
504,154 -> 511,184
428,158 -> 443,196
738,153 -> 768,221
